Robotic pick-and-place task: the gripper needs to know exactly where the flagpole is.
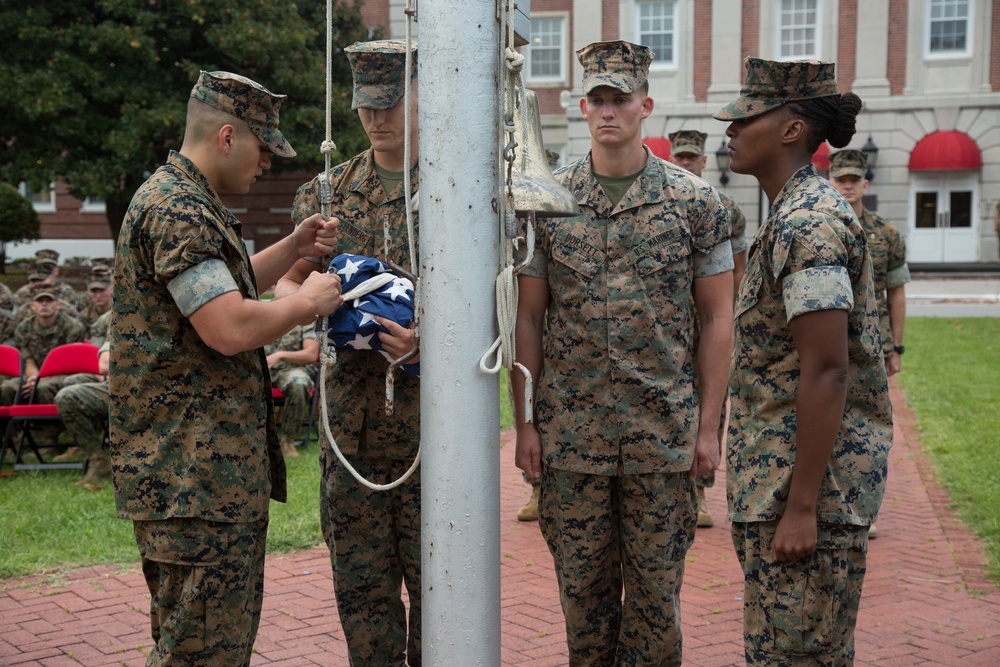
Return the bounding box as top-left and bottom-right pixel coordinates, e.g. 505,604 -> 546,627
418,0 -> 502,663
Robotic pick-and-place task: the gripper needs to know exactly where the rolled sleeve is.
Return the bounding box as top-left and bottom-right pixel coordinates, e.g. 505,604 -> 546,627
887,263 -> 910,289
167,259 -> 240,317
783,265 -> 854,321
694,240 -> 735,278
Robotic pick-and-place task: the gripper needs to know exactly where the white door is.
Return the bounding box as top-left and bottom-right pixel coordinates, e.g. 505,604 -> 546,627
909,172 -> 979,263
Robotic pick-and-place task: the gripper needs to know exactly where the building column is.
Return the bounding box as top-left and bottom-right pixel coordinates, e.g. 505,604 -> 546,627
853,2 -> 891,97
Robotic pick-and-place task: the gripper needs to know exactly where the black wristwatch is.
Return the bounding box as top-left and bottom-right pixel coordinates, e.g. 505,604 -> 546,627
893,345 -> 905,355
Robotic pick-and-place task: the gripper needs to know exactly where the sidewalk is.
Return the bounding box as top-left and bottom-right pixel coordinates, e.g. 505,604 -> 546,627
1,380 -> 999,666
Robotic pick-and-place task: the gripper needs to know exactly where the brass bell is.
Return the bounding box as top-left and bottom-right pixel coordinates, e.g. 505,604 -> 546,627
507,87 -> 580,218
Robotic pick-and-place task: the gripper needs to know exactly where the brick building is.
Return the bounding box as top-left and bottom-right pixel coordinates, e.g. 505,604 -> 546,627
20,0 -> 1000,265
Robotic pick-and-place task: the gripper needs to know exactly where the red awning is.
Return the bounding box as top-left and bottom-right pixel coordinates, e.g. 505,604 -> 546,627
812,142 -> 831,170
643,137 -> 671,160
909,131 -> 982,170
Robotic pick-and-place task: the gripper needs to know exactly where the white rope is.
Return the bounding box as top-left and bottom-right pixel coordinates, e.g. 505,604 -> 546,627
309,0 -> 419,492
478,0 -> 536,421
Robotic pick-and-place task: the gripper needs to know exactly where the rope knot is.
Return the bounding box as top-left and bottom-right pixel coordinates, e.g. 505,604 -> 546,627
505,47 -> 525,73
320,139 -> 338,154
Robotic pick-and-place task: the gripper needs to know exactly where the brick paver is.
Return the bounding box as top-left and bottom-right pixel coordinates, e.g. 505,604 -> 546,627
1,380 -> 998,666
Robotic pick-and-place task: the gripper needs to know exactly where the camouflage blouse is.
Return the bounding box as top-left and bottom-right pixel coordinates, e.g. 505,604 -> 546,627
523,149 -> 733,475
110,151 -> 283,523
291,149 -> 420,460
727,164 -> 893,525
14,310 -> 87,364
859,208 -> 910,355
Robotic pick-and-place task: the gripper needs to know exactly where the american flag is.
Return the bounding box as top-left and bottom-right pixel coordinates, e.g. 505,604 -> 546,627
325,253 -> 419,376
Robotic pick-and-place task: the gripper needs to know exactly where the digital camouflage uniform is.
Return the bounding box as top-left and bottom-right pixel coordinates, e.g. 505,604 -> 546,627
669,129 -> 749,494
0,301 -> 86,405
265,324 -> 317,444
0,308 -> 14,346
524,42 -> 733,665
292,39 -> 422,667
111,70 -> 294,667
715,58 -> 894,667
0,282 -> 15,313
55,341 -> 111,485
829,148 -> 911,358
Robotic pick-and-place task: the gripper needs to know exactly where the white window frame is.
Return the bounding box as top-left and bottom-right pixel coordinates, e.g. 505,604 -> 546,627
18,181 -> 56,214
775,0 -> 821,61
925,0 -> 972,59
80,196 -> 107,214
524,15 -> 567,85
636,0 -> 677,68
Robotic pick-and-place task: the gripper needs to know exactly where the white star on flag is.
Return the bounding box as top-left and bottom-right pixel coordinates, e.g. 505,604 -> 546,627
346,332 -> 375,350
338,257 -> 365,283
382,278 -> 413,302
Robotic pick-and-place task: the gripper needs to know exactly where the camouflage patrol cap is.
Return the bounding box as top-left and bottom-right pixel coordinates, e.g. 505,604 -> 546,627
346,40 -> 417,111
91,257 -> 115,269
668,130 -> 708,156
35,249 -> 59,266
87,266 -> 113,290
29,282 -> 56,301
714,57 -> 839,120
828,149 -> 868,179
190,71 -> 296,158
27,262 -> 55,282
577,40 -> 653,95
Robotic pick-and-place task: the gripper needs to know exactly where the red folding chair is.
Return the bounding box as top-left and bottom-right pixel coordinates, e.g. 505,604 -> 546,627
0,345 -> 23,467
4,343 -> 100,471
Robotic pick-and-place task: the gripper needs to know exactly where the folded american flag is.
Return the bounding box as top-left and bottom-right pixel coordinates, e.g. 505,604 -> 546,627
326,253 -> 419,376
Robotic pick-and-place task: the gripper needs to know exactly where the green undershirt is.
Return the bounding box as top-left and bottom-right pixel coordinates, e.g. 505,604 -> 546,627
595,169 -> 644,207
375,163 -> 404,196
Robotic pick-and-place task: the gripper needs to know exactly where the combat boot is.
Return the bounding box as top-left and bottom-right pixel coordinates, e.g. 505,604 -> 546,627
280,435 -> 299,458
696,486 -> 714,528
77,451 -> 112,492
517,484 -> 540,522
53,446 -> 85,463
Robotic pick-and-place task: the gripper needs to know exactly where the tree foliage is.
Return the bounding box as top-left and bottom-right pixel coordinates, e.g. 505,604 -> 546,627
0,0 -> 377,239
0,182 -> 41,273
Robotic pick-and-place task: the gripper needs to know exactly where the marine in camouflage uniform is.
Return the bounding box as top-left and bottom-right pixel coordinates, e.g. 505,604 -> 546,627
54,341 -> 111,488
514,41 -> 734,666
110,70 -> 340,667
0,282 -> 87,406
280,40 -> 421,666
13,261 -> 80,323
76,265 -> 114,331
714,58 -> 893,665
828,149 -> 910,375
0,282 -> 15,314
668,128 -> 750,528
265,324 -> 318,457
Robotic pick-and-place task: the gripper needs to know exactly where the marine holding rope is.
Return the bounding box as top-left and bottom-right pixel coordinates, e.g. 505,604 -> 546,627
275,40 -> 422,666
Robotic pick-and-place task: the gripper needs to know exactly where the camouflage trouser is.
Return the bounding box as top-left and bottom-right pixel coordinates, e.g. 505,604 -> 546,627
62,372 -> 102,387
0,373 -> 68,405
538,467 -> 697,667
731,521 -> 868,666
134,517 -> 269,667
320,447 -> 421,667
53,380 -> 108,455
271,366 -> 314,439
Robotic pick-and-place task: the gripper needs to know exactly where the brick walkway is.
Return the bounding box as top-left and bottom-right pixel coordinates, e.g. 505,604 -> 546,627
1,380 -> 998,666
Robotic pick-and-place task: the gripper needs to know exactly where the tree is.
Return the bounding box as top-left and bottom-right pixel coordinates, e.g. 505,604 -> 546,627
0,182 -> 41,273
0,0 -> 376,241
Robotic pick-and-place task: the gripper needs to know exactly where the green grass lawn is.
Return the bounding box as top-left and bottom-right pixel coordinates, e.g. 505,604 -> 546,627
2,333 -> 997,584
895,317 -> 1000,583
0,368 -> 515,581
